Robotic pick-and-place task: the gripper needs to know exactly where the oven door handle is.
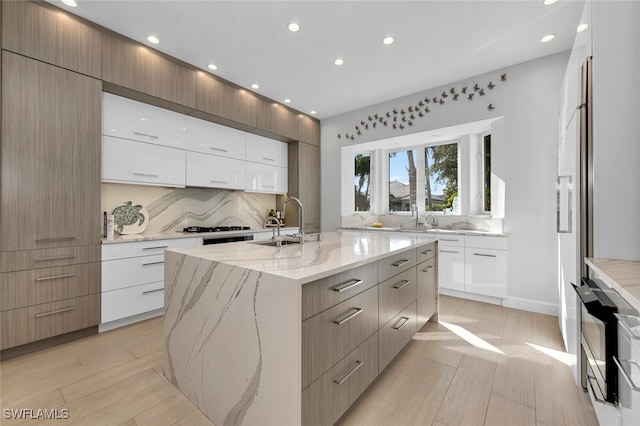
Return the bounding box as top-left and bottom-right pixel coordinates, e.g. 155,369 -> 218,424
614,356 -> 640,392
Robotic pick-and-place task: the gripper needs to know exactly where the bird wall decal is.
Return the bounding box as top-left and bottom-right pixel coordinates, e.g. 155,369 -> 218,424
408,106 -> 414,112
418,101 -> 424,107
439,99 -> 445,104
487,103 -> 495,111
373,122 -> 377,128
419,112 -> 424,117
337,134 -> 341,139
473,83 -> 480,91
462,87 -> 467,94
501,73 -> 507,81
450,87 -> 456,94
479,88 -> 485,96
441,91 -> 448,98
453,93 -> 459,101
350,135 -> 354,140
410,114 -> 415,120
468,94 -> 474,100
488,81 -> 495,89
386,112 -> 391,118
408,121 -> 414,126
425,107 -> 430,113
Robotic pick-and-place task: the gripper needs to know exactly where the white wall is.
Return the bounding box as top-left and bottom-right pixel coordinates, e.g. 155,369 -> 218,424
321,52 -> 570,314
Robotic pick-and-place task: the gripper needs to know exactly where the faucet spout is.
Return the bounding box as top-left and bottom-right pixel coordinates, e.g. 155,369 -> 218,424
281,196 -> 305,244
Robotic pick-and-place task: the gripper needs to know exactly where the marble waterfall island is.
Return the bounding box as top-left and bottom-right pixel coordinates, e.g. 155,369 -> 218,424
163,231 -> 436,426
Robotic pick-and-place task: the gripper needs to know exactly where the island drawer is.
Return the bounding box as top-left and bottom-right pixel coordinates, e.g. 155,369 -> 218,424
302,332 -> 379,426
378,249 -> 417,282
416,241 -> 437,263
379,300 -> 417,372
302,261 -> 378,320
378,267 -> 416,328
302,285 -> 378,389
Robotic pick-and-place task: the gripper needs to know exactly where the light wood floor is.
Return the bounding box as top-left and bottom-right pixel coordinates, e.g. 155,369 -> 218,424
0,296 -> 598,426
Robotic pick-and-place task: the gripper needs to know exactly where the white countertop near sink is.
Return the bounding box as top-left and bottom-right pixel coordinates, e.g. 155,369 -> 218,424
585,257 -> 640,313
338,226 -> 508,237
101,227 -> 299,244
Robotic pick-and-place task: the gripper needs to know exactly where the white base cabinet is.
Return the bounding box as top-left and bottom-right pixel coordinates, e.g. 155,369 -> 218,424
437,235 -> 465,292
464,247 -> 507,298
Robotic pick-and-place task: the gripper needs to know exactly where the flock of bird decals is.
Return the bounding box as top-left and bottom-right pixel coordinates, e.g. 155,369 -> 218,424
337,73 -> 507,141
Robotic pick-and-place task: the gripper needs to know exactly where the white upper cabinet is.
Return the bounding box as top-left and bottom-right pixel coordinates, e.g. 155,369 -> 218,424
245,161 -> 288,194
245,133 -> 288,167
186,151 -> 245,190
102,92 -> 187,149
185,116 -> 246,160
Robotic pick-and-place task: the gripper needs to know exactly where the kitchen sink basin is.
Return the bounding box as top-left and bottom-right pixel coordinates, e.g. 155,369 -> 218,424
250,239 -> 298,247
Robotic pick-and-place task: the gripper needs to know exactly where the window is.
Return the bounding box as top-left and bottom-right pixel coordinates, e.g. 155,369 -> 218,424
388,149 -> 417,212
483,134 -> 491,212
354,153 -> 371,212
425,143 -> 458,211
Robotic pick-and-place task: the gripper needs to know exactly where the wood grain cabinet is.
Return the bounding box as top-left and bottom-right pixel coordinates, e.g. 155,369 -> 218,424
196,72 -> 257,127
287,142 -> 321,233
416,245 -> 438,330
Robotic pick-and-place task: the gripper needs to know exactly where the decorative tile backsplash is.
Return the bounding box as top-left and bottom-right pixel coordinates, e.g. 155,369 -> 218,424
102,184 -> 277,233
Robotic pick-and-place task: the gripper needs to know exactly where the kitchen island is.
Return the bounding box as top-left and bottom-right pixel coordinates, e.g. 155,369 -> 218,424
163,230 -> 437,426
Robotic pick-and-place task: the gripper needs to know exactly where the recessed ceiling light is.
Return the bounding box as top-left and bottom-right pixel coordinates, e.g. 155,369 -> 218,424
147,35 -> 159,44
383,36 -> 394,45
310,110 -> 317,115
207,63 -> 218,71
540,34 -> 556,43
284,99 -> 291,103
577,23 -> 589,32
251,83 -> 260,89
543,0 -> 558,5
288,22 -> 300,32
61,0 -> 78,7
334,58 -> 344,66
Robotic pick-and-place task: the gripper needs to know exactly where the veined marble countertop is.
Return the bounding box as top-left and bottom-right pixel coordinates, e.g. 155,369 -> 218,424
338,226 -> 508,237
585,257 -> 640,313
167,230 -> 436,285
101,227 -> 299,244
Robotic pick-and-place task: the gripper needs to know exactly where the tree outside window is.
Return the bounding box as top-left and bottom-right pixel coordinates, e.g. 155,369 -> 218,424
354,154 -> 371,211
425,143 -> 458,211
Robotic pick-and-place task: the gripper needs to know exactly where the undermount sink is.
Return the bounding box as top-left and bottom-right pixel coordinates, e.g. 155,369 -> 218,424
250,239 -> 298,247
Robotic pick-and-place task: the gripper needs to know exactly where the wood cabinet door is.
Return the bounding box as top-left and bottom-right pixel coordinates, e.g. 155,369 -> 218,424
1,52 -> 101,252
256,98 -> 294,139
287,142 -> 321,232
416,258 -> 437,330
196,72 -> 257,126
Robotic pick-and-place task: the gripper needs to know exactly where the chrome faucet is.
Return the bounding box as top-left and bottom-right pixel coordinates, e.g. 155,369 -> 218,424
412,203 -> 423,229
425,214 -> 438,229
264,216 -> 281,239
281,196 -> 304,244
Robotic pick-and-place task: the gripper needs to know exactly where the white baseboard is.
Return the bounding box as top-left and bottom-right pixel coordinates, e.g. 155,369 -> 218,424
98,308 -> 163,333
502,297 -> 559,316
439,288 -> 503,305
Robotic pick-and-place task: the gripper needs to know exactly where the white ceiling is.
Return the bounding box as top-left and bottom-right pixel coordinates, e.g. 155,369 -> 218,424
49,0 -> 585,119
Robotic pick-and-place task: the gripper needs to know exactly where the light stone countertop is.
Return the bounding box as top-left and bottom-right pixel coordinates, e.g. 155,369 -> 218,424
101,227 -> 299,244
166,230 -> 437,285
585,257 -> 640,313
338,226 -> 508,237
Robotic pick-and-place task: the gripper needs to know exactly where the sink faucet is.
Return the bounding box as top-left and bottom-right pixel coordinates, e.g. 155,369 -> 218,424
425,214 -> 438,229
264,216 -> 281,239
411,203 -> 422,229
281,196 -> 304,244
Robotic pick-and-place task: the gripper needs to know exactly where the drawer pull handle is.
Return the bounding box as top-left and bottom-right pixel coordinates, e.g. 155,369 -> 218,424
210,147 -> 228,153
210,180 -> 228,184
142,261 -> 164,266
35,255 -> 75,262
333,279 -> 363,293
262,157 -> 276,162
473,253 -> 497,258
614,356 -> 640,391
35,306 -> 75,318
421,249 -> 433,254
133,131 -> 159,139
262,185 -> 275,188
393,280 -> 410,290
133,172 -> 159,178
35,273 -> 76,282
142,288 -> 164,295
440,238 -> 459,242
142,246 -> 169,250
440,250 -> 459,254
334,360 -> 364,385
392,316 -> 411,330
392,259 -> 410,267
334,308 -> 363,325
36,237 -> 75,243
421,266 -> 434,273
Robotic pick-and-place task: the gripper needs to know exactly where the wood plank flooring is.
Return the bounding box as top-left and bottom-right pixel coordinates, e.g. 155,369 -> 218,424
0,296 -> 598,425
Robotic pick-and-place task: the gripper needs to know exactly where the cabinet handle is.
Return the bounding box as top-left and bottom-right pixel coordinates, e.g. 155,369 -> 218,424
210,179 -> 228,184
261,157 -> 276,162
35,306 -> 75,318
262,185 -> 275,188
332,279 -> 363,293
34,255 -> 75,262
142,288 -> 164,295
439,238 -> 459,242
35,273 -> 76,282
392,259 -> 410,267
392,316 -> 411,330
421,266 -> 434,273
133,131 -> 159,139
393,280 -> 410,289
142,261 -> 164,266
421,249 -> 433,254
614,356 -> 640,391
440,250 -> 459,254
333,360 -> 364,385
35,237 -> 75,243
133,172 -> 159,178
473,253 -> 497,258
334,308 -> 363,325
142,245 -> 169,250
210,147 -> 228,153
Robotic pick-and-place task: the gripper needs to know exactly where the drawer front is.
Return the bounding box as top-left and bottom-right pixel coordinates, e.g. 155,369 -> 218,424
185,115 -> 246,159
302,286 -> 378,389
378,249 -> 417,282
379,300 -> 417,373
0,246 -> 100,273
245,133 -> 288,167
302,333 -> 379,426
245,161 -> 288,194
435,234 -> 465,247
438,246 -> 465,291
1,294 -> 100,350
0,262 -> 100,311
464,247 -> 507,298
102,237 -> 199,261
416,241 -> 437,263
102,255 -> 164,292
465,235 -> 508,250
186,151 -> 245,190
417,258 -> 437,330
378,267 -> 416,328
101,281 -> 165,323
302,262 -> 378,320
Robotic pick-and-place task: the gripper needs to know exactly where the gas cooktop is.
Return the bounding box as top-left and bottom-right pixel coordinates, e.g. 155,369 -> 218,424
183,226 -> 251,233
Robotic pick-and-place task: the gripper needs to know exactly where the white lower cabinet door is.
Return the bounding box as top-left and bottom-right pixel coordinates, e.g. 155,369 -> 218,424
186,151 -> 245,190
464,247 -> 507,298
438,247 -> 465,291
102,135 -> 186,187
101,281 -> 165,323
245,161 -> 287,193
101,254 -> 165,292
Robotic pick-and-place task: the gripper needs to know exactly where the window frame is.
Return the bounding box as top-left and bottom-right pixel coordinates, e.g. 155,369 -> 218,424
480,132 -> 491,214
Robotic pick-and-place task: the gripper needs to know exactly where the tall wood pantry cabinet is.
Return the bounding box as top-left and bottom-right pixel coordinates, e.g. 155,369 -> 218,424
0,51 -> 102,355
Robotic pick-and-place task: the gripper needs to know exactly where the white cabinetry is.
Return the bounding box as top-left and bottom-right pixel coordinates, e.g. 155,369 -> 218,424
185,116 -> 245,160
245,133 -> 288,194
186,151 -> 245,190
100,237 -> 199,331
617,313 -> 640,426
437,235 -> 465,292
464,236 -> 508,298
245,133 -> 288,167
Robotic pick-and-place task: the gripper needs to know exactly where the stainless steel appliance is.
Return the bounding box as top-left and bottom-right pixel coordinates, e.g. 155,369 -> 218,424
182,226 -> 254,245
